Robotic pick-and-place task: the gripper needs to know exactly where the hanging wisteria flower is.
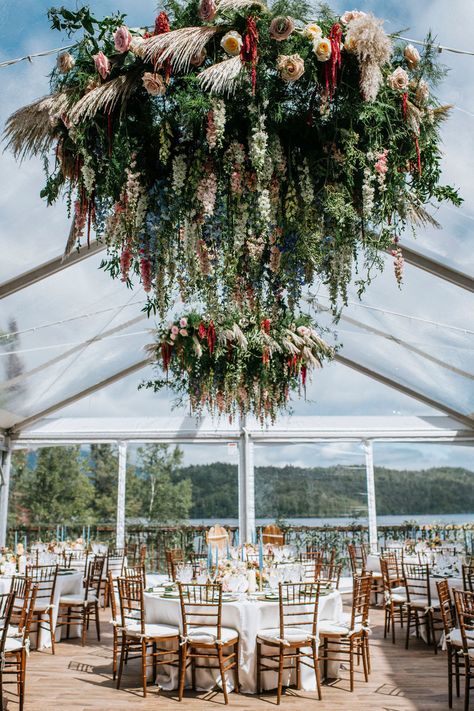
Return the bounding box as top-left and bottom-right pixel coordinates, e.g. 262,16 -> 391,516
221,31 -> 243,56
313,37 -> 332,62
404,44 -> 420,69
303,23 -> 323,40
57,51 -> 75,73
340,9 -> 366,24
269,16 -> 295,41
142,72 -> 166,96
277,54 -> 305,81
196,166 -> 217,216
114,25 -> 132,53
387,66 -> 409,91
92,51 -> 110,80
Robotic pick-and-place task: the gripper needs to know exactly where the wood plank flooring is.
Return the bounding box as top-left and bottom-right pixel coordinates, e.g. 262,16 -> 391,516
2,608 -> 464,711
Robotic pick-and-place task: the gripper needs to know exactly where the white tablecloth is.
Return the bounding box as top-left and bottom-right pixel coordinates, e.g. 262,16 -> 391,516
0,571 -> 83,649
143,591 -> 343,693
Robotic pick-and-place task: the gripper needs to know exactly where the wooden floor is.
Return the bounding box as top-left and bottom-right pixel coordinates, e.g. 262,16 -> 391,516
3,608 -> 465,711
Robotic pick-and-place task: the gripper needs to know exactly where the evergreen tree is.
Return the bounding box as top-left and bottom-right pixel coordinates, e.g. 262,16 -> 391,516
137,444 -> 192,523
89,444 -> 119,522
14,446 -> 94,524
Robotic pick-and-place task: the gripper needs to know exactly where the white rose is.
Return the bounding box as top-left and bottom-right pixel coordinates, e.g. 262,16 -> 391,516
221,31 -> 243,56
303,23 -> 322,40
313,37 -> 332,62
404,44 -> 420,69
387,66 -> 409,91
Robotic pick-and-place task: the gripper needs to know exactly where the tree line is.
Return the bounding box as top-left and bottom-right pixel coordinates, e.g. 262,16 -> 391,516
8,445 -> 474,526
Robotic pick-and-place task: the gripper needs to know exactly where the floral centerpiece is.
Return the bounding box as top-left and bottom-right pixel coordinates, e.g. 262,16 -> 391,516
5,2 -> 460,318
144,310 -> 333,420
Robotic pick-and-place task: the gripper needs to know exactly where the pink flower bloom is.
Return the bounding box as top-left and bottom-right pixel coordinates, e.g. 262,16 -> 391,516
170,333 -> 177,341
171,325 -> 179,335
114,25 -> 132,53
179,329 -> 188,336
374,149 -> 389,175
93,51 -> 110,80
179,317 -> 188,327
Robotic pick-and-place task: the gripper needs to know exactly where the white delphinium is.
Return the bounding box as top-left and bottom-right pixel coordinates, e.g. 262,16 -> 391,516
249,110 -> 268,178
299,159 -> 314,206
81,155 -> 95,196
212,98 -> 226,147
172,154 -> 187,194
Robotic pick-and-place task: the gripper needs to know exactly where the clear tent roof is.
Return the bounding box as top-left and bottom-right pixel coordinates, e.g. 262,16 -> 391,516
0,0 -> 473,440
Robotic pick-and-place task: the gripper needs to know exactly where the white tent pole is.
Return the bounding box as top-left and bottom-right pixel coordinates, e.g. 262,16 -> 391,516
363,440 -> 378,554
116,441 -> 127,550
0,442 -> 13,548
238,418 -> 255,543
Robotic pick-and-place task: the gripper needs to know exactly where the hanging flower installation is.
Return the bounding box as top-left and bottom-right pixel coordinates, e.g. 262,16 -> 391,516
5,2 -> 460,317
143,311 -> 333,422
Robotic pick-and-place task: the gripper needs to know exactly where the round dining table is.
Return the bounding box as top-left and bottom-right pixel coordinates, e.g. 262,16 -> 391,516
0,570 -> 84,649
143,589 -> 343,693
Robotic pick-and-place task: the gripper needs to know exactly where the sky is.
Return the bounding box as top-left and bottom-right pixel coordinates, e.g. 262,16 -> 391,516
0,0 -> 473,472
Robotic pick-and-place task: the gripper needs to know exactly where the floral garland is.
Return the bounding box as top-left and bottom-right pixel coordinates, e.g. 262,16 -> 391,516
5,2 -> 460,318
143,311 -> 333,421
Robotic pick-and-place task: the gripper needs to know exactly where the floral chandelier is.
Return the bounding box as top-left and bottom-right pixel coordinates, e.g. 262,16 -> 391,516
144,310 -> 333,422
5,1 -> 459,320
4,1 -> 460,420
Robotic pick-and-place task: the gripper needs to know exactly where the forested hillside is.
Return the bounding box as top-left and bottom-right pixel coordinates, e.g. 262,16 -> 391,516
174,463 -> 474,518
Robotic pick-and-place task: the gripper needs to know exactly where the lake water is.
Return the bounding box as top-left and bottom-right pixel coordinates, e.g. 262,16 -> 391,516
189,513 -> 474,527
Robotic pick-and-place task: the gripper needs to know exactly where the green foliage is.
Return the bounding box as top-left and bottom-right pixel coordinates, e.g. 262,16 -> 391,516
135,445 -> 192,523
11,447 -> 94,525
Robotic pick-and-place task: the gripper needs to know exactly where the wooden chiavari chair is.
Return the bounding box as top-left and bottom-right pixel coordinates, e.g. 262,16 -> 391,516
4,584 -> 37,711
299,551 -> 323,582
107,572 -> 121,681
380,558 -> 406,644
166,548 -> 184,581
190,552 -> 208,578
178,583 -> 240,704
0,591 -> 16,711
403,562 -> 441,653
26,563 -> 58,653
103,550 -> 126,607
463,563 -> 474,593
437,580 -> 463,708
319,573 -> 372,692
381,546 -> 404,562
347,543 -> 366,576
454,589 -> 474,711
124,563 -> 146,587
316,562 -> 342,590
256,582 -> 322,703
57,556 -> 104,645
8,576 -> 32,638
62,550 -> 89,574
116,576 -> 180,697
262,524 -> 285,546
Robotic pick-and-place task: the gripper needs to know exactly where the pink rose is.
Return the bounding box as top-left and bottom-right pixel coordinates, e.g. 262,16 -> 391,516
269,16 -> 295,41
93,51 -> 110,80
171,325 -> 179,335
170,333 -> 177,341
180,329 -> 188,336
198,0 -> 216,22
114,25 -> 132,53
179,317 -> 188,327
190,47 -> 207,67
142,72 -> 166,96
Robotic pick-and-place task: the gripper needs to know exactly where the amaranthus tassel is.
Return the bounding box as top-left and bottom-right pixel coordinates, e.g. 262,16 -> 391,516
240,16 -> 259,95
324,23 -> 342,99
207,320 -> 216,353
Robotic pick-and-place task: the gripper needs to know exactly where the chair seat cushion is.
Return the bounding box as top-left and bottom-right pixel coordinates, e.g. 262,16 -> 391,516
257,627 -> 314,645
388,592 -> 407,603
319,620 -> 364,636
186,626 -> 238,645
7,625 -> 21,638
447,628 -> 474,647
59,593 -> 98,606
408,597 -> 438,610
5,637 -> 23,653
391,586 -> 406,598
125,622 -> 179,639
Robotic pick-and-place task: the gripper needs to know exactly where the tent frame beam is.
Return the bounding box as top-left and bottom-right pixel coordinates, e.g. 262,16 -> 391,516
399,245 -> 474,293
0,240 -> 104,300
